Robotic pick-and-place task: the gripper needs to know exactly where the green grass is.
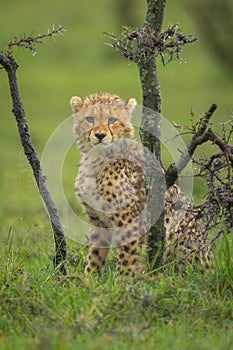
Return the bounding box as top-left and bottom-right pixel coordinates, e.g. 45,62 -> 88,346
0,231 -> 233,349
0,1 -> 233,348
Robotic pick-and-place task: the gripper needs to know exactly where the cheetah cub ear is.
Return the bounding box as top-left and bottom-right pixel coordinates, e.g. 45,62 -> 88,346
126,98 -> 137,114
70,96 -> 83,112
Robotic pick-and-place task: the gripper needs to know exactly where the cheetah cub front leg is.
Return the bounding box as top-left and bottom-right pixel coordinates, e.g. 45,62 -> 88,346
84,227 -> 111,277
116,240 -> 139,278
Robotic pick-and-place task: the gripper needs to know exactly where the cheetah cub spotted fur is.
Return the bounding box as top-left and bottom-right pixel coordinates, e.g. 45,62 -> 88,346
70,93 -> 212,277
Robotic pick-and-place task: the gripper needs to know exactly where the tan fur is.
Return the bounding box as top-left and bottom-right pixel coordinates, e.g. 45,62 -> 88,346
71,93 -> 212,277
164,185 -> 213,272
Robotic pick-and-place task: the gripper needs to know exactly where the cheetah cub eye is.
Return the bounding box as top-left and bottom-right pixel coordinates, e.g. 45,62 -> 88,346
108,117 -> 118,124
86,116 -> 95,124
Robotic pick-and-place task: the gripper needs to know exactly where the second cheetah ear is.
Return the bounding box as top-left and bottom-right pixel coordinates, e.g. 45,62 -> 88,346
126,98 -> 137,113
70,96 -> 83,112
172,184 -> 179,194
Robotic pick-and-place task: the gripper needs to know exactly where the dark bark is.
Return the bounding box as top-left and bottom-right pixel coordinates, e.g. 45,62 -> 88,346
0,52 -> 66,274
138,0 -> 167,269
204,129 -> 233,166
144,0 -> 166,35
166,103 -> 217,187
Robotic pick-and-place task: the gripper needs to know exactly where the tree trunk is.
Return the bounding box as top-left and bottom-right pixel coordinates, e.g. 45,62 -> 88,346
137,0 -> 167,269
0,53 -> 67,275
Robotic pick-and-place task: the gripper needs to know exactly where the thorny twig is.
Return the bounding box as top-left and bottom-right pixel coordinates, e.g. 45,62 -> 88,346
104,24 -> 197,65
6,25 -> 66,58
165,112 -> 232,242
191,120 -> 232,239
166,104 -> 217,187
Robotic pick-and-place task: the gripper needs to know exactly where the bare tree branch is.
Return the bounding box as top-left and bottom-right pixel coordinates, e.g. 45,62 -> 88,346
205,129 -> 233,166
104,25 -> 196,65
6,25 -> 66,57
166,103 -> 217,187
0,27 -> 67,274
192,120 -> 233,236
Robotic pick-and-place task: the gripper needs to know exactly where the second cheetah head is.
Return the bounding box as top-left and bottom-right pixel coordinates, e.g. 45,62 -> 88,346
70,93 -> 136,151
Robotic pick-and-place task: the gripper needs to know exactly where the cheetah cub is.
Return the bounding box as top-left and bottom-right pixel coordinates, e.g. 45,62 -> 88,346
70,93 -> 212,277
71,93 -> 147,278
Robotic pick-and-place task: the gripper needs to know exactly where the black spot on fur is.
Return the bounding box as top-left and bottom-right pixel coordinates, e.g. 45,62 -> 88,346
126,230 -> 132,238
100,240 -> 109,248
91,233 -> 100,240
122,260 -> 129,266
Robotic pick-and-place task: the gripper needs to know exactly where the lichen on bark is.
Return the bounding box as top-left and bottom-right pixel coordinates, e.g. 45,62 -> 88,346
137,0 -> 167,269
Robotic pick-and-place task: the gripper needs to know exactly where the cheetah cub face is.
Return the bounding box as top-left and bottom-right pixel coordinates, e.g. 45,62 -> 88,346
70,93 -> 136,151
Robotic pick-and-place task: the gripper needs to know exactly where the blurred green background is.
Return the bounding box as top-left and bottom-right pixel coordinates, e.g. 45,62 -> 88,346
0,0 -> 232,241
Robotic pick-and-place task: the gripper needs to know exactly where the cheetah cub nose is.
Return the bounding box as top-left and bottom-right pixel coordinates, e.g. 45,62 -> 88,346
95,133 -> 107,141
